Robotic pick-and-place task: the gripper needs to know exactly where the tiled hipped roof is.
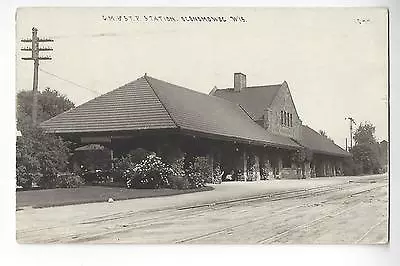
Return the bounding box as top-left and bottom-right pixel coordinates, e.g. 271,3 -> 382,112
40,77 -> 176,133
211,84 -> 282,120
41,75 -> 300,149
212,80 -> 350,157
299,126 -> 350,157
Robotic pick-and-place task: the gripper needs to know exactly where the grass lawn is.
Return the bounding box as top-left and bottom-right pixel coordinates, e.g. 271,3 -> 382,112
16,185 -> 214,209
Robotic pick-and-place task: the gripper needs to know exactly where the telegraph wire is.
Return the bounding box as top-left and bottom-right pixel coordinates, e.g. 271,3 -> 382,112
39,67 -> 101,95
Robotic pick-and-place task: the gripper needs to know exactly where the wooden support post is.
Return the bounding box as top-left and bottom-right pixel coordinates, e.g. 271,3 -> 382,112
254,154 -> 261,181
110,149 -> 114,169
332,161 -> 336,176
325,163 -> 328,176
278,156 -> 283,179
307,162 -> 311,178
207,152 -> 214,183
156,144 -> 162,156
312,163 -> 316,178
243,149 -> 247,182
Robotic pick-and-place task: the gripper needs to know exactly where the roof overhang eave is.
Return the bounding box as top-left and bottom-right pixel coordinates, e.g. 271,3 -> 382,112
291,139 -> 350,158
40,126 -> 179,137
179,128 -> 300,150
311,149 -> 351,158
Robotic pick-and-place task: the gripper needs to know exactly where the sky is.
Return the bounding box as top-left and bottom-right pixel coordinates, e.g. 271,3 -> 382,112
15,7 -> 388,148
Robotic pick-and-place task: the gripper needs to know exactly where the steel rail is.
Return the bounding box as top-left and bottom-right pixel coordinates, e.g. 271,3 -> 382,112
17,176 -> 387,243
67,182 -> 384,243
354,219 -> 387,244
257,185 -> 387,244
176,184 -> 386,244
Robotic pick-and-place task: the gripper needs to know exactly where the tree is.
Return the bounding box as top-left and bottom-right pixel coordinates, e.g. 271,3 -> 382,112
318,130 -> 333,142
17,87 -> 75,131
318,130 -> 327,137
16,88 -> 75,188
351,144 -> 381,174
353,122 -> 376,146
377,140 -> 389,172
17,126 -> 71,188
350,121 -> 382,175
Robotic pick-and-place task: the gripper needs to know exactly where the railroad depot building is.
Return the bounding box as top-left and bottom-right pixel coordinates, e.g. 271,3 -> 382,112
40,73 -> 350,182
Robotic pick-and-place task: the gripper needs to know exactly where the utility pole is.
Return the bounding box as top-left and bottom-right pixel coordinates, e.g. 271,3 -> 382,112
345,117 -> 356,150
21,27 -> 53,126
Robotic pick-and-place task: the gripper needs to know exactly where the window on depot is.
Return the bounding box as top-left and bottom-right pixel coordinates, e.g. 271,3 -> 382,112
287,112 -> 290,126
290,113 -> 293,127
287,112 -> 290,127
283,111 -> 287,126
286,112 -> 289,127
280,111 -> 283,125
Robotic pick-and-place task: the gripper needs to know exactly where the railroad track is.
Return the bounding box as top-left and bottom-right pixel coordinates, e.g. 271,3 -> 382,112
257,185 -> 388,244
354,219 -> 387,244
77,182 -> 386,244
257,202 -> 364,244
176,183 -> 387,244
17,176 -> 387,243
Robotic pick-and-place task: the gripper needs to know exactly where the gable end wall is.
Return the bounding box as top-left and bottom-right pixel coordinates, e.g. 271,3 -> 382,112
266,83 -> 302,140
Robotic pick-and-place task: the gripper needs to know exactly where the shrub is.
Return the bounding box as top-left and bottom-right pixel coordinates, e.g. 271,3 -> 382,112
17,88 -> 75,189
187,171 -> 204,188
16,135 -> 40,188
16,159 -> 41,188
168,175 -> 190,190
351,144 -> 382,175
167,156 -> 196,190
115,149 -> 210,189
80,170 -> 98,184
129,148 -> 153,163
158,144 -> 185,165
343,157 -> 363,176
260,161 -> 271,180
194,156 -> 211,183
80,169 -> 121,185
170,157 -> 185,177
184,156 -> 207,188
16,126 -> 70,189
113,148 -> 153,186
212,161 -> 223,184
125,154 -> 173,189
54,173 -> 85,188
114,148 -> 152,172
246,154 -> 257,181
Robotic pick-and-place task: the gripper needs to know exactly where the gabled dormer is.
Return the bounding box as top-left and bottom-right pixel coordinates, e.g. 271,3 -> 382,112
211,73 -> 302,141
267,80 -> 302,140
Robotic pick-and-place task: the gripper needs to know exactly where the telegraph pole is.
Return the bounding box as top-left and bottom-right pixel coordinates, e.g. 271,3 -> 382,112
345,117 -> 356,150
21,27 -> 53,126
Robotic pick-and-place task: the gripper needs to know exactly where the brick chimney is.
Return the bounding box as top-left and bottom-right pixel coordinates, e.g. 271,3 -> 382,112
234,73 -> 246,92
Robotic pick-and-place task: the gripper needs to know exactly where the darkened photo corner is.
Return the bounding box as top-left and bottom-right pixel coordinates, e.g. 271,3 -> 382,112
15,7 -> 389,244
